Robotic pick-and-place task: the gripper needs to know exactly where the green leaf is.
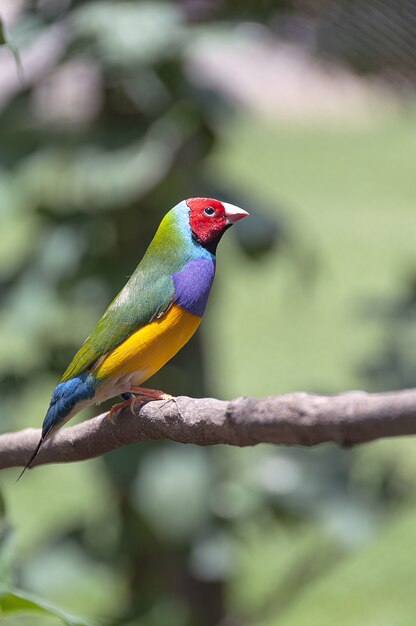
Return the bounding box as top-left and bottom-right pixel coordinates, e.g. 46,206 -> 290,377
0,586 -> 93,626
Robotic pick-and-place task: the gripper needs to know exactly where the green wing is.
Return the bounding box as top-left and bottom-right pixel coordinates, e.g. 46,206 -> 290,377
61,268 -> 174,382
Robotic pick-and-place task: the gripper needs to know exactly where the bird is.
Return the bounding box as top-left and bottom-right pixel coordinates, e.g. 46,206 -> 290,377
19,197 -> 249,479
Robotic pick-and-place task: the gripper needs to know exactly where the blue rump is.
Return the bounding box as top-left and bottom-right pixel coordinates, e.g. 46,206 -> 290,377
42,374 -> 95,437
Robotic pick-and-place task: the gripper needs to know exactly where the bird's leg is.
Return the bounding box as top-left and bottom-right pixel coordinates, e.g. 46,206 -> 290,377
108,387 -> 173,424
130,387 -> 182,421
129,386 -> 173,401
108,398 -> 137,424
120,392 -> 134,401
108,396 -> 151,423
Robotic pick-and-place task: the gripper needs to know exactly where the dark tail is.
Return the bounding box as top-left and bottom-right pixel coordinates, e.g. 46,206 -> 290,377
16,375 -> 96,482
16,427 -> 54,483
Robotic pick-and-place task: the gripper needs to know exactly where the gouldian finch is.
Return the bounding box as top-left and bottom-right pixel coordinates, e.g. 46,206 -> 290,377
20,197 -> 248,476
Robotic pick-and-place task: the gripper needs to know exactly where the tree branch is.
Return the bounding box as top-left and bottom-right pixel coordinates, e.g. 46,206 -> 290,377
1,389 -> 416,470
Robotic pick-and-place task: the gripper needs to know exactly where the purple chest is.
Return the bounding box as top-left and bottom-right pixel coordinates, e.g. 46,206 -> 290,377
173,258 -> 216,317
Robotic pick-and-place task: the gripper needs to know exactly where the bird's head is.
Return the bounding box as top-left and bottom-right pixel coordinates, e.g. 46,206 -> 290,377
187,197 -> 249,250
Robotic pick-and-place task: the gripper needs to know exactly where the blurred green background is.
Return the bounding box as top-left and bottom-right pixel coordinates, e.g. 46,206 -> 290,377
1,1 -> 416,625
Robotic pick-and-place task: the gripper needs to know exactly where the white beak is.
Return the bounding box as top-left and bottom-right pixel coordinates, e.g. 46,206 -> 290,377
223,202 -> 249,225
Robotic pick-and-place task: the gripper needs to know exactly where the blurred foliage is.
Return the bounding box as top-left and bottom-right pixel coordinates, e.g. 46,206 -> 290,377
363,273 -> 416,390
0,15 -> 5,44
1,1 -> 416,626
0,11 -> 22,77
0,586 -> 92,626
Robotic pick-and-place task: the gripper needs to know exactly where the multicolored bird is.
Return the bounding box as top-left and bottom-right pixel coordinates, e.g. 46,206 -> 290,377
20,197 -> 248,477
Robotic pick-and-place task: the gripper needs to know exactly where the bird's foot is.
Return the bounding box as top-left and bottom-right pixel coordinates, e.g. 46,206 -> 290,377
108,387 -> 172,424
129,386 -> 172,402
108,399 -> 134,424
154,396 -> 182,421
108,396 -> 148,423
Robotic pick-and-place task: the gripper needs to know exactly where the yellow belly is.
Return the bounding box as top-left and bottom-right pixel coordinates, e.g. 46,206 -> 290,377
93,303 -> 201,385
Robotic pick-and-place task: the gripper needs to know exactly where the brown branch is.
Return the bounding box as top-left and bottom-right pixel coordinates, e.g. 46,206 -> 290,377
1,389 -> 416,470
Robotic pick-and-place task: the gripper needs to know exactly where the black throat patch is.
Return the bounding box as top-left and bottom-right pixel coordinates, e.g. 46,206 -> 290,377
191,225 -> 232,255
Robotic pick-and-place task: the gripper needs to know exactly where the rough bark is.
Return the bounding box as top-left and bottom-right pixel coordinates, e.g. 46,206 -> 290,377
1,389 -> 416,470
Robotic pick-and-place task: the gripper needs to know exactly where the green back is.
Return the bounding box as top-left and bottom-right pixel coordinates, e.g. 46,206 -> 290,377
61,204 -> 192,382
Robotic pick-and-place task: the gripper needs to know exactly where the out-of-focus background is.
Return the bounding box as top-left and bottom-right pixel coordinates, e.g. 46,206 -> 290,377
1,0 -> 416,624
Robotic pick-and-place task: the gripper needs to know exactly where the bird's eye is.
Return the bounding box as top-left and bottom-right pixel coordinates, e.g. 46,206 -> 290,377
204,206 -> 216,217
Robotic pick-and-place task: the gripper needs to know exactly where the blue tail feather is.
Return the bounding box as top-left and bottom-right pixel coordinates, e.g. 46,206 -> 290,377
42,374 -> 96,437
17,374 -> 96,481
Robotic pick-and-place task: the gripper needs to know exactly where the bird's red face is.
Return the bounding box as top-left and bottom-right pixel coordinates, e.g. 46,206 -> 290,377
187,197 -> 249,246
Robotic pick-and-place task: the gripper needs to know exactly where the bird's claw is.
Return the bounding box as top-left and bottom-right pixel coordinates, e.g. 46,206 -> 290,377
108,402 -> 127,424
155,396 -> 182,420
108,392 -> 173,423
130,396 -> 148,416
